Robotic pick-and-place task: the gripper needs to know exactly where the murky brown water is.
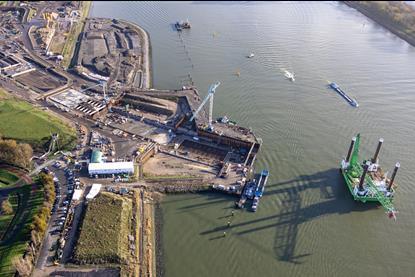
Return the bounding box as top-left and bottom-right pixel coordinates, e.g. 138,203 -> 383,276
91,2 -> 415,276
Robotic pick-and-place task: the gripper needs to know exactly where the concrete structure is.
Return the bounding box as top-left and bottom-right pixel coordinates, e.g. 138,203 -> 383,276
48,89 -> 107,117
49,89 -> 89,109
88,161 -> 134,176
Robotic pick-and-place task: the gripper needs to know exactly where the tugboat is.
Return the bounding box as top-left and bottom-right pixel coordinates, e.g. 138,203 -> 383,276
251,170 -> 269,212
236,180 -> 256,209
340,134 -> 400,220
175,19 -> 191,31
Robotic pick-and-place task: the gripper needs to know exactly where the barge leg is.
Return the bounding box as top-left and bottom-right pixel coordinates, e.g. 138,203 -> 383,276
372,138 -> 384,163
346,136 -> 356,162
387,162 -> 400,191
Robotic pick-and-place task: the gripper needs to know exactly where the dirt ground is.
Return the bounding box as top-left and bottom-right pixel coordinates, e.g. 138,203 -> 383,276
35,267 -> 120,277
14,70 -> 64,93
143,152 -> 217,177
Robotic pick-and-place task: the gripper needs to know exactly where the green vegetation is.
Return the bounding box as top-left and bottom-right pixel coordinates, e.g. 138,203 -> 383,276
74,192 -> 132,265
0,184 -> 43,277
61,1 -> 92,69
344,1 -> 415,46
0,139 -> 33,170
0,195 -> 18,239
0,89 -> 76,151
0,173 -> 55,277
0,169 -> 19,188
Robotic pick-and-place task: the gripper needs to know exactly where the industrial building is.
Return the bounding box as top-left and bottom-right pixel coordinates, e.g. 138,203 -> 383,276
88,162 -> 134,176
88,149 -> 134,177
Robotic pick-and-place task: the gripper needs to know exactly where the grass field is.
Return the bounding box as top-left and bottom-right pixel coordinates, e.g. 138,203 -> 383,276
74,192 -> 132,265
0,184 -> 43,276
0,89 -> 76,150
0,170 -> 19,188
0,194 -> 18,239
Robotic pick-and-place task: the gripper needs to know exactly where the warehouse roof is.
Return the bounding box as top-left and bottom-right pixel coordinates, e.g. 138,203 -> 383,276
88,162 -> 134,174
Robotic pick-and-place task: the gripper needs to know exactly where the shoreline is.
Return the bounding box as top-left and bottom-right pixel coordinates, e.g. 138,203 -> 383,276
343,1 -> 415,48
154,198 -> 164,277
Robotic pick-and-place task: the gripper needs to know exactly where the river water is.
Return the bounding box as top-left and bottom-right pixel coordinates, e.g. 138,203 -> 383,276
91,2 -> 415,276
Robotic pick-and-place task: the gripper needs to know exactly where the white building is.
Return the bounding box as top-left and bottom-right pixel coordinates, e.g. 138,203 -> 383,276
88,162 -> 134,176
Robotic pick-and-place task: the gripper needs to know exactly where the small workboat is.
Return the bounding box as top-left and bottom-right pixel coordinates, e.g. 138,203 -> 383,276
247,53 -> 255,58
175,19 -> 191,31
284,70 -> 295,82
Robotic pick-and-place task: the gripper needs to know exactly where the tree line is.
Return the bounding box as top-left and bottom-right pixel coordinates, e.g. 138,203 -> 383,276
347,1 -> 415,38
0,135 -> 33,169
12,172 -> 56,277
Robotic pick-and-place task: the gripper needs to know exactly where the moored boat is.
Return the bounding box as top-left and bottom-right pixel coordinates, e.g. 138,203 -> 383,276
250,170 -> 269,212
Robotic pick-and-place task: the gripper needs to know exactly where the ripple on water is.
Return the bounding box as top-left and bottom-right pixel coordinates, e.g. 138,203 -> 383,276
90,2 -> 415,276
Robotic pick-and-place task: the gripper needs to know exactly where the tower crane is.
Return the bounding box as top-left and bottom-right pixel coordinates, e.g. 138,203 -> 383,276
189,82 -> 220,131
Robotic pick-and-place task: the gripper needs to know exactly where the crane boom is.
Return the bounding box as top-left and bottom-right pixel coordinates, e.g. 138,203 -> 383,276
189,82 -> 221,127
79,81 -> 107,99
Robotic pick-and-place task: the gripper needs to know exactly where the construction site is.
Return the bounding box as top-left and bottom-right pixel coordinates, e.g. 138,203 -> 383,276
74,17 -> 148,88
0,2 -> 264,277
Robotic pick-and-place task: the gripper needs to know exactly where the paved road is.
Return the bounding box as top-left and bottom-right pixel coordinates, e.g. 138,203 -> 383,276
61,191 -> 87,263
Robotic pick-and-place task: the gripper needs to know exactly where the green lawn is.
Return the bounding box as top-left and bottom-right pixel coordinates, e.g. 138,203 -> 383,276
0,194 -> 18,239
0,184 -> 44,276
0,170 -> 19,188
0,89 -> 76,151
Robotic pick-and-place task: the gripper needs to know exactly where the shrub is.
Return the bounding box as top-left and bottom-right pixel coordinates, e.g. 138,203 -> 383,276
1,199 -> 13,215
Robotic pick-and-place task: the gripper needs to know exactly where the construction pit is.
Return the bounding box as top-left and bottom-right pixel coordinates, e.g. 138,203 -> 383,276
14,68 -> 65,93
0,52 -> 69,95
91,87 -> 262,193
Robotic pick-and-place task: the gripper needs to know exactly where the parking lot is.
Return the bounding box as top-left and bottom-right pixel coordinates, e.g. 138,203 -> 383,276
35,161 -> 83,268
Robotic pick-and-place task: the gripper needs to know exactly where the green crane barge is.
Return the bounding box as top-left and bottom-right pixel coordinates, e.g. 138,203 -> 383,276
340,134 -> 400,220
